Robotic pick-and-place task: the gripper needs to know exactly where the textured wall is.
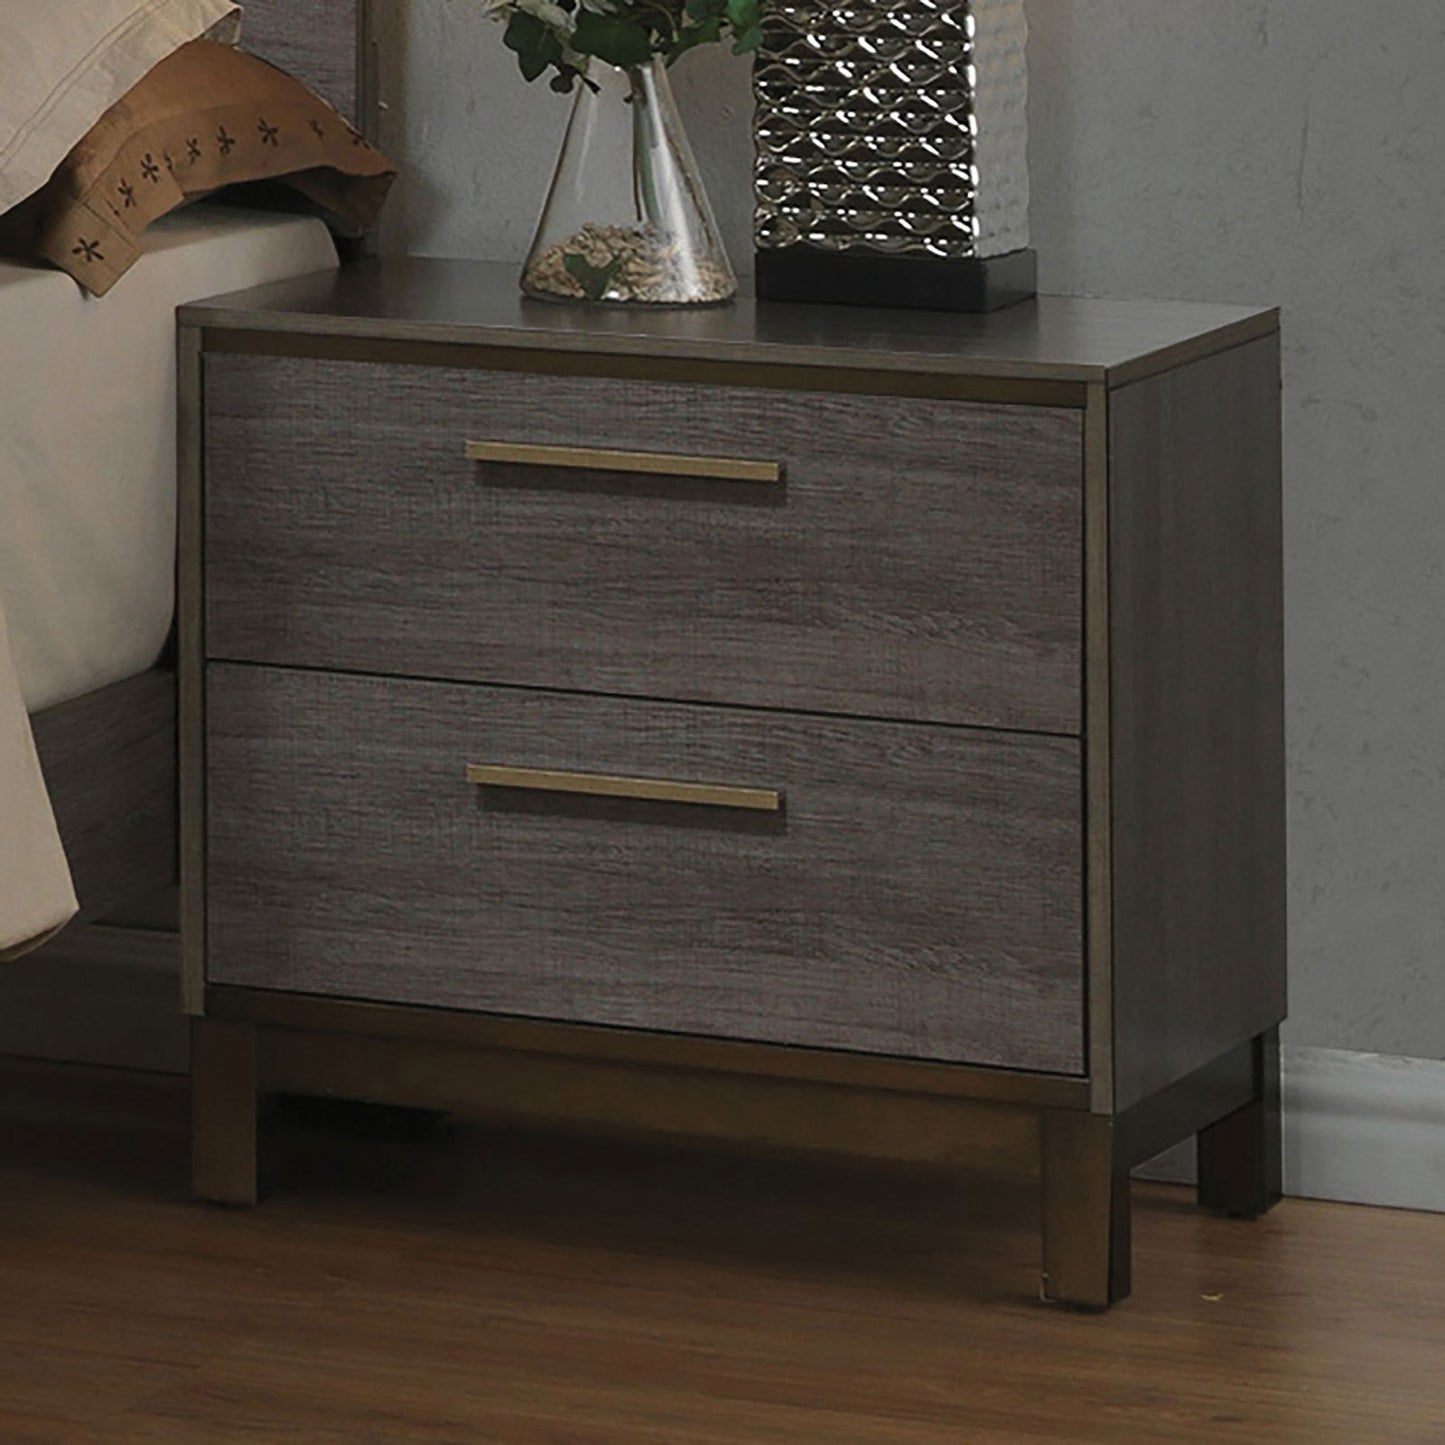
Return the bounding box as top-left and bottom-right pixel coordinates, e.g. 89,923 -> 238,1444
373,0 -> 1445,1060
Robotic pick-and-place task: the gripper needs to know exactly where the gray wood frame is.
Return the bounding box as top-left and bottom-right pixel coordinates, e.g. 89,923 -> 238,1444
12,671 -> 181,1072
28,669 -> 177,919
237,0 -> 377,137
0,920 -> 186,1073
179,261 -> 1287,1308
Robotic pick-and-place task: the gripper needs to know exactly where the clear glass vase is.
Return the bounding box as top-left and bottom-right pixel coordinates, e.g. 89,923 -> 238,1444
521,58 -> 737,307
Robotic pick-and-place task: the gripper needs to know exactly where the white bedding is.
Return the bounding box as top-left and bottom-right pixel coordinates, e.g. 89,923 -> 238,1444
2,204 -> 337,710
1,204 -> 338,957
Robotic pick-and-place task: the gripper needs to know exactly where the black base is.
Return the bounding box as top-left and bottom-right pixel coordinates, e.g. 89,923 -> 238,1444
755,246 -> 1037,313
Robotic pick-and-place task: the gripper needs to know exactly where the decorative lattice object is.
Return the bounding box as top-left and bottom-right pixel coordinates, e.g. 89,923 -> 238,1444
753,0 -> 1030,262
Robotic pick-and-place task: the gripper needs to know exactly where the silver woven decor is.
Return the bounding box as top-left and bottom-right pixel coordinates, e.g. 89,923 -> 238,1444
752,0 -> 1036,311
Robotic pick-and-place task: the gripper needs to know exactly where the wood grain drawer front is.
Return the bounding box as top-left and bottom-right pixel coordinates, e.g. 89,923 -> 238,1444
203,354 -> 1083,734
205,665 -> 1086,1073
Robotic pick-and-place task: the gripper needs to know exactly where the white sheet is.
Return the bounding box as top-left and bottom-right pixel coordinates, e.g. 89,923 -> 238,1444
1,203 -> 338,957
2,204 -> 338,710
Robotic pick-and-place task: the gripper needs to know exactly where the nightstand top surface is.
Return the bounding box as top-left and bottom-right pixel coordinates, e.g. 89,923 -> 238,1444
180,257 -> 1278,388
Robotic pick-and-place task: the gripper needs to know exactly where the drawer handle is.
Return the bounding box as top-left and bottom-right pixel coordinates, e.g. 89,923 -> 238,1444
464,440 -> 782,485
467,764 -> 782,813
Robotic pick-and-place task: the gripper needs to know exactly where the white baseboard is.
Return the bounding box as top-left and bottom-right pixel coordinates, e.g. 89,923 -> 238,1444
1137,1046 -> 1445,1214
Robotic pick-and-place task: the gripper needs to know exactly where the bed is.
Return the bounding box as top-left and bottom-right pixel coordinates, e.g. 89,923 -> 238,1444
0,0 -> 376,1068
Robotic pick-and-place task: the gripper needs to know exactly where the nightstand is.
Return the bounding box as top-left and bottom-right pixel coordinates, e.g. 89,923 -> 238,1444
179,261 -> 1285,1308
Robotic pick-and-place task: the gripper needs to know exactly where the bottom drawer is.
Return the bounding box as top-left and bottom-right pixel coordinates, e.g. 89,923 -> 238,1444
205,665 -> 1085,1073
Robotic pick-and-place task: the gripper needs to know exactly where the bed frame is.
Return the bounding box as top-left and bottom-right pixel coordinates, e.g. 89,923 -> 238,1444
0,2 -> 376,1072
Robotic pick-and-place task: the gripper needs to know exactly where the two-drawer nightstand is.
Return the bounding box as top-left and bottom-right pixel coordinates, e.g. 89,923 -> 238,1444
179,260 -> 1285,1308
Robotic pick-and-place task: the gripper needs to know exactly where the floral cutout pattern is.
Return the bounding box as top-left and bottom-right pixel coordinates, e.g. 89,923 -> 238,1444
217,126 -> 236,156
187,136 -> 202,163
72,238 -> 104,263
118,180 -> 136,210
140,154 -> 161,184
258,117 -> 280,147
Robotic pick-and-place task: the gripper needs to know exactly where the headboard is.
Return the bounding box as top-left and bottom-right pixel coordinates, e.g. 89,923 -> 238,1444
238,0 -> 376,137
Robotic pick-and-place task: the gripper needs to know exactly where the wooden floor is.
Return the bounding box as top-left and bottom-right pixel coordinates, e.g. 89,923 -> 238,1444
1,1061 -> 1442,1444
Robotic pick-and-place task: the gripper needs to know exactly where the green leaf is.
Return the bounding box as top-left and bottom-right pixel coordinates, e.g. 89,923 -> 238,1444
724,0 -> 758,34
503,10 -> 564,82
730,22 -> 762,53
571,10 -> 654,67
563,251 -> 625,300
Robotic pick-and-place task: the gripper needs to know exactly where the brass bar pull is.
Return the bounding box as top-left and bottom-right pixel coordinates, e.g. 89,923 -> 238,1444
464,440 -> 782,485
467,764 -> 782,813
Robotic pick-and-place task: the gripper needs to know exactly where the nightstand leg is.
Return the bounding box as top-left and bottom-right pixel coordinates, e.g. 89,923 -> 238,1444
1197,1027 -> 1283,1218
191,1018 -> 258,1206
1040,1111 -> 1130,1309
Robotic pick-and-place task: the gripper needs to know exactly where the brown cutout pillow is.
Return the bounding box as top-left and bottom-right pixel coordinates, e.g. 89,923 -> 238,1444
1,39 -> 395,296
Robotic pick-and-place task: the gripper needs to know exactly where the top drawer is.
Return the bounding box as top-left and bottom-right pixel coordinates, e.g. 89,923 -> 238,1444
204,353 -> 1083,732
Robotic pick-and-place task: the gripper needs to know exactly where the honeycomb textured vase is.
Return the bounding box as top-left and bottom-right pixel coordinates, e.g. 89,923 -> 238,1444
753,0 -> 1030,260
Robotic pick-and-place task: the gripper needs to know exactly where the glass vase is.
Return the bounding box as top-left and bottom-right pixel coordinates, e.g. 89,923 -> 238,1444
521,58 -> 736,307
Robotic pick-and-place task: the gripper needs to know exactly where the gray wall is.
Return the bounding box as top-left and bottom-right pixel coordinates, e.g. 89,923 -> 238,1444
373,0 -> 1445,1061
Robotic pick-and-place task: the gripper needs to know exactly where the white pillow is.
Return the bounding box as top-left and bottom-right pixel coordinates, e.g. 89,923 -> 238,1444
0,0 -> 241,216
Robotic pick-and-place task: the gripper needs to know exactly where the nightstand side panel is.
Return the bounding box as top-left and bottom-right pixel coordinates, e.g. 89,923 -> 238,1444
1108,334 -> 1287,1111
